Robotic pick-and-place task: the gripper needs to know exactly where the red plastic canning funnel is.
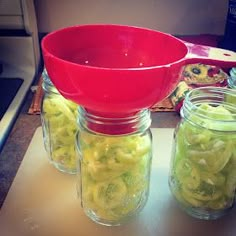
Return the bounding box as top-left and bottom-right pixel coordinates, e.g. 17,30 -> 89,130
42,24 -> 236,116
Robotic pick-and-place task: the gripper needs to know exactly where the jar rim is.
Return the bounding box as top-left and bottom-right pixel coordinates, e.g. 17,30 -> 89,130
181,86 -> 236,131
77,107 -> 151,135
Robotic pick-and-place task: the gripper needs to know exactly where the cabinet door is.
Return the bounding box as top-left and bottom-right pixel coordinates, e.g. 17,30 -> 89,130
0,0 -> 23,29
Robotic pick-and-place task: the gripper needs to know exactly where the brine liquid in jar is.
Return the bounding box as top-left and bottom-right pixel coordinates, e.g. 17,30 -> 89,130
169,87 -> 236,220
75,108 -> 152,226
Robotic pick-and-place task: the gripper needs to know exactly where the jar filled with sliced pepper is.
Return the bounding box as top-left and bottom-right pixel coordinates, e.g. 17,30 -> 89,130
41,69 -> 79,174
75,108 -> 152,226
169,87 -> 236,220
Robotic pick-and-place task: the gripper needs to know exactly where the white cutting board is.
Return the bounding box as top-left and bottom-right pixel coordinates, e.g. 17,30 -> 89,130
0,128 -> 235,236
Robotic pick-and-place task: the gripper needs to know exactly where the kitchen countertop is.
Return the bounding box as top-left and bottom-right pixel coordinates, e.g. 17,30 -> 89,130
0,90 -> 180,208
2,127 -> 236,236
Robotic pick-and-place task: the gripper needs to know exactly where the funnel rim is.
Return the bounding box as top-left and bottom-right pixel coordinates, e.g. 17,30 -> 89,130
42,24 -> 187,71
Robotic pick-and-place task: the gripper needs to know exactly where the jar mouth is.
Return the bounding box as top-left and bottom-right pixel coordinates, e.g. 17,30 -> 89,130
181,86 -> 236,131
77,107 -> 151,135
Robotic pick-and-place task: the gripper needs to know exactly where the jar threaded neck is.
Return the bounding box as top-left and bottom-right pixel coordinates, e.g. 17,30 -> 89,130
77,107 -> 151,135
181,86 -> 236,131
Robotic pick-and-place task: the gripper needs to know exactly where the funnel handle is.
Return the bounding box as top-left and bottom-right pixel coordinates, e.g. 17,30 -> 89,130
184,41 -> 236,68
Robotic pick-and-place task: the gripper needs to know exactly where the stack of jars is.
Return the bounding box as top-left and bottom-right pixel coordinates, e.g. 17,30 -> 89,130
41,68 -> 236,224
41,69 -> 153,226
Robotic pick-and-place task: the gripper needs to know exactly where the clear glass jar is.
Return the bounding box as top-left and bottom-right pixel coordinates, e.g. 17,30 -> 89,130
41,69 -> 79,174
228,68 -> 236,89
227,68 -> 236,103
169,87 -> 236,220
75,108 -> 152,226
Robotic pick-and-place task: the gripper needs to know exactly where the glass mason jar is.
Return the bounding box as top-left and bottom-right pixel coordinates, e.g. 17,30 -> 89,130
41,69 -> 79,174
226,68 -> 236,104
228,68 -> 236,89
75,108 -> 152,226
169,87 -> 236,220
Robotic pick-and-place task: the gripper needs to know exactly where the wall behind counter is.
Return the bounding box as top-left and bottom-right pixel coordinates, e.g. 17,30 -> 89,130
34,0 -> 228,35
